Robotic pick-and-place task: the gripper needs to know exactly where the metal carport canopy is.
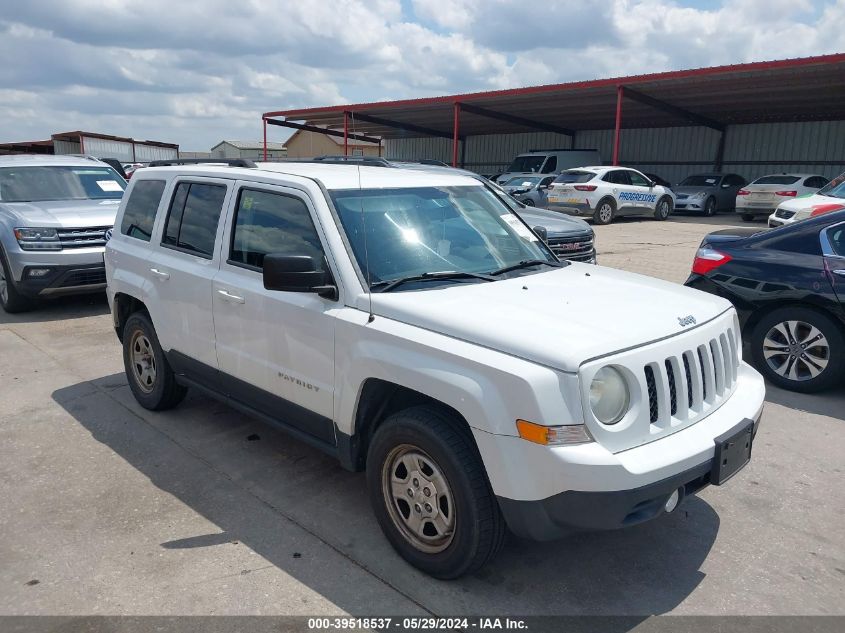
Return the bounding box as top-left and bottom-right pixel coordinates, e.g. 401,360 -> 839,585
263,54 -> 845,166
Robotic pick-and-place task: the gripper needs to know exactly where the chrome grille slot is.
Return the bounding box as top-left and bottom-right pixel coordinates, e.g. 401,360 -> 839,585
56,226 -> 111,249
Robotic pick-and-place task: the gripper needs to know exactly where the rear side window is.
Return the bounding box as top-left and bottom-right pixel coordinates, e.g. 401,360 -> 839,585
229,188 -> 325,271
752,175 -> 800,185
554,171 -> 594,184
827,225 -> 845,257
763,229 -> 822,256
120,180 -> 165,242
804,176 -> 829,189
162,182 -> 227,258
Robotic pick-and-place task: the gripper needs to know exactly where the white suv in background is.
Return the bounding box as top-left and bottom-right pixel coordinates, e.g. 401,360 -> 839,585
546,166 -> 675,224
106,160 -> 765,578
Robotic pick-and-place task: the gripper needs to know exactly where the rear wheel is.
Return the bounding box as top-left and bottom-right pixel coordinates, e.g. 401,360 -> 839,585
366,406 -> 506,579
123,311 -> 187,409
0,247 -> 33,314
741,213 -> 755,222
593,199 -> 615,225
704,197 -> 717,216
750,306 -> 845,393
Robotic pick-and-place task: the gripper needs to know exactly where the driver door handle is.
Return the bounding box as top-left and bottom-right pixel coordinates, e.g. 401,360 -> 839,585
149,267 -> 170,280
217,289 -> 245,304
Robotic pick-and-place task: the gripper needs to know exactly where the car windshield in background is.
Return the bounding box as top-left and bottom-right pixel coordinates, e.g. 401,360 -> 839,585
554,171 -> 595,184
0,166 -> 125,202
330,185 -> 555,288
505,177 -> 540,187
506,156 -> 546,173
818,173 -> 845,199
752,175 -> 801,185
680,175 -> 720,187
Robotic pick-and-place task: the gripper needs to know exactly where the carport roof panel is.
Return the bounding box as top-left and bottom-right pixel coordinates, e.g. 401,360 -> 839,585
264,54 -> 845,138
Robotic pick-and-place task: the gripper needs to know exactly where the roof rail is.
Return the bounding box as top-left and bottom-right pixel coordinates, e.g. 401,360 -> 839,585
147,158 -> 257,168
386,158 -> 450,167
311,155 -> 393,167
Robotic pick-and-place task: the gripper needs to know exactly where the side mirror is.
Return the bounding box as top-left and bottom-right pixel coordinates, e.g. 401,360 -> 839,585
263,254 -> 337,300
533,225 -> 548,242
649,180 -> 656,188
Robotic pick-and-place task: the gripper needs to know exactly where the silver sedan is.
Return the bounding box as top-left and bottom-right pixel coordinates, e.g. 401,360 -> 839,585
501,175 -> 556,207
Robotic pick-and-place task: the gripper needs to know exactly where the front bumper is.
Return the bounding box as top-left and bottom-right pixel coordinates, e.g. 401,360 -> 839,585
497,413 -> 761,540
14,262 -> 106,297
675,198 -> 706,211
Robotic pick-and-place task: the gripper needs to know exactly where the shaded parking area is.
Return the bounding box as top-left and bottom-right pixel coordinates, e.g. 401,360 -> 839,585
1,213 -> 843,616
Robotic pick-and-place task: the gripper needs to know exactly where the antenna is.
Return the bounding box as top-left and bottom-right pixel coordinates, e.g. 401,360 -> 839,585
351,112 -> 374,323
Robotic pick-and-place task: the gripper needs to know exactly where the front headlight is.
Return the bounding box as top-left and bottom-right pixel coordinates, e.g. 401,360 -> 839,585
691,191 -> 707,199
14,227 -> 61,251
589,366 -> 630,425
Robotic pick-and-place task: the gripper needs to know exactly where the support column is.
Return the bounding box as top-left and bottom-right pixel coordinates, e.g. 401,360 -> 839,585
262,118 -> 267,161
612,85 -> 623,166
714,127 -> 727,171
452,102 -> 461,168
343,111 -> 349,157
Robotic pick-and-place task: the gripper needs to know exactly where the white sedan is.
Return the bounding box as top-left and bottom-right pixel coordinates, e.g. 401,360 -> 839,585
736,173 -> 829,222
768,171 -> 845,227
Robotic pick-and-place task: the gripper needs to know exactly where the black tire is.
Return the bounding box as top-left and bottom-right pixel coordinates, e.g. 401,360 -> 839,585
654,196 -> 672,221
741,213 -> 755,222
366,406 -> 506,579
749,306 -> 845,393
0,246 -> 34,314
704,197 -> 717,216
522,198 -> 535,206
593,198 -> 615,225
123,311 -> 187,410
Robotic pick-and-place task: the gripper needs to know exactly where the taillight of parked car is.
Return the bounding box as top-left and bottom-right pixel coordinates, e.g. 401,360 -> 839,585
775,190 -> 797,197
692,246 -> 732,275
574,185 -> 598,191
810,204 -> 845,217
737,189 -> 750,196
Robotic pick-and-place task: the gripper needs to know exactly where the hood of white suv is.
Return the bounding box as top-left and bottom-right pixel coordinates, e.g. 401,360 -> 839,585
369,264 -> 732,373
1,199 -> 121,228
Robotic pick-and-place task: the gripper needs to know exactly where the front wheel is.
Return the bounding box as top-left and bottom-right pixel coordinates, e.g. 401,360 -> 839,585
704,197 -> 717,216
522,198 -> 535,206
123,311 -> 187,410
750,306 -> 845,393
366,406 -> 506,579
0,247 -> 33,313
654,196 -> 672,220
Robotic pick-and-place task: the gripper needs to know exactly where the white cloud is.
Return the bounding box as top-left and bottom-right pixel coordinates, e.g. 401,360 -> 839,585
0,0 -> 841,150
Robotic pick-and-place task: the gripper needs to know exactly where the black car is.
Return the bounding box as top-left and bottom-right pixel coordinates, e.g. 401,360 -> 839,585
685,209 -> 845,392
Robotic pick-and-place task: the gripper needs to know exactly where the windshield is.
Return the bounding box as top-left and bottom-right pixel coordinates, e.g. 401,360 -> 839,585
818,172 -> 845,199
330,185 -> 555,288
0,166 -> 125,202
554,171 -> 595,184
752,175 -> 800,185
504,177 -> 540,187
506,156 -> 546,173
680,175 -> 720,187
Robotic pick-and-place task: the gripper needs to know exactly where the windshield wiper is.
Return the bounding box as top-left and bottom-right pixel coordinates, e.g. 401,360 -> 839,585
489,259 -> 564,276
372,271 -> 495,293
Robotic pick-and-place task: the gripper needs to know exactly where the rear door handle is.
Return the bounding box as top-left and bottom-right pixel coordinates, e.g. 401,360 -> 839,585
833,269 -> 845,278
217,289 -> 245,304
149,268 -> 170,280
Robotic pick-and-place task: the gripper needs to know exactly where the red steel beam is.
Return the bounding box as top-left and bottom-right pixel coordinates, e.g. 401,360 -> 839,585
262,118 -> 267,161
343,111 -> 349,157
452,102 -> 461,168
612,85 -> 623,166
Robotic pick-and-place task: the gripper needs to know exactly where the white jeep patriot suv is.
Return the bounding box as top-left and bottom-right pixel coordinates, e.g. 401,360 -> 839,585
106,160 -> 765,579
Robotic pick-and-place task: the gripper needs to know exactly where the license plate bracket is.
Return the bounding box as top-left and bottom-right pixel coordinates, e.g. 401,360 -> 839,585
711,420 -> 754,485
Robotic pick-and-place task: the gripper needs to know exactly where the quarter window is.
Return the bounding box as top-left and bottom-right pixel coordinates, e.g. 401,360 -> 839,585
162,182 -> 227,258
827,225 -> 845,257
229,188 -> 326,271
120,180 -> 165,242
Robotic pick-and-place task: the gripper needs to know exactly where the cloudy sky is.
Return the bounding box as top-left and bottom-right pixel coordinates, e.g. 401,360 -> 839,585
1,0 -> 843,151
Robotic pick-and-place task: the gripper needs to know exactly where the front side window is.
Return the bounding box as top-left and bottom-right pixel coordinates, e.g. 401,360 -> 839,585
0,166 -> 125,202
330,185 -> 554,287
230,188 -> 325,271
628,171 -> 650,187
162,182 -> 226,258
120,179 -> 165,241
